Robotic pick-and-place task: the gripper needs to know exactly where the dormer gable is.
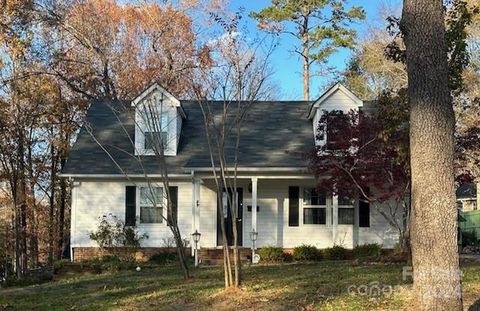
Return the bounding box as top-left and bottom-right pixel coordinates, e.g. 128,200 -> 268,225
132,83 -> 186,156
309,83 -> 363,146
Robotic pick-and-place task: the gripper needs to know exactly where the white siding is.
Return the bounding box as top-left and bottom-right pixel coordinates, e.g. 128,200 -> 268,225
72,178 -> 402,250
134,90 -> 179,156
72,180 -> 194,248
312,88 -> 362,146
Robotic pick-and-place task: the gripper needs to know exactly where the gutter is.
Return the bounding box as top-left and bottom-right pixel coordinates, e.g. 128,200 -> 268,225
185,167 -> 309,173
58,173 -> 193,179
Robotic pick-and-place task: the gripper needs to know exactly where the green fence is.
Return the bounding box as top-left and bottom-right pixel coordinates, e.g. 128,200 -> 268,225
460,210 -> 480,239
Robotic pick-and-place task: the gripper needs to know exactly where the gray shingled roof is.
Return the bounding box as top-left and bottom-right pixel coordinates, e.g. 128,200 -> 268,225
62,99 -> 314,175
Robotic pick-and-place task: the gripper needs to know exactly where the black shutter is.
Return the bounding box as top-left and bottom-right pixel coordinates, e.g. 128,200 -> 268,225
359,199 -> 370,227
167,186 -> 178,226
125,186 -> 136,226
288,186 -> 299,227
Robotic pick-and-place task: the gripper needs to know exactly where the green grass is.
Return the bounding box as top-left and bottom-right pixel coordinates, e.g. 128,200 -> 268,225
1,262 -> 479,310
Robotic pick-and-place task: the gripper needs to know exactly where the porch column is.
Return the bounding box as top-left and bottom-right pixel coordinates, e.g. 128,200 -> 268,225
251,177 -> 258,233
192,176 -> 200,256
332,194 -> 338,245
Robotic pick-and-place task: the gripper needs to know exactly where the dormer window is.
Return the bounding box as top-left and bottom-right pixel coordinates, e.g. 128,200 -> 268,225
131,83 -> 186,156
308,83 -> 363,146
144,112 -> 169,151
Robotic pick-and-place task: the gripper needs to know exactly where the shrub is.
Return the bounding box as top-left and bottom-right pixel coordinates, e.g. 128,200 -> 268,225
353,243 -> 381,258
149,252 -> 177,265
53,260 -> 69,274
89,214 -> 148,262
323,245 -> 348,260
293,244 -> 321,261
258,247 -> 287,262
462,230 -> 479,247
81,255 -> 134,273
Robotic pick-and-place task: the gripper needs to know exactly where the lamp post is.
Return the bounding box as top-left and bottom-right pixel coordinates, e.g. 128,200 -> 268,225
249,229 -> 258,263
192,230 -> 201,267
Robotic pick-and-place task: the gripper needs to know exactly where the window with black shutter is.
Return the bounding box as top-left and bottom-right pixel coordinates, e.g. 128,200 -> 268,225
359,198 -> 370,227
167,186 -> 178,226
288,186 -> 299,226
125,186 -> 137,226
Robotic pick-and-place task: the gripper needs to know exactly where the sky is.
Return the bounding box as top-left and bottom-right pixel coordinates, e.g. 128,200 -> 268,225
226,0 -> 402,100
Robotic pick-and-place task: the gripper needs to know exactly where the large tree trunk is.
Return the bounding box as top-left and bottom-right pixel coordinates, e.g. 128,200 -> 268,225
401,0 -> 462,309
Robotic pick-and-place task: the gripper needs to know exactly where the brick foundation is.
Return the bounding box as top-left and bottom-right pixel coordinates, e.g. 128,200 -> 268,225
72,247 -> 186,262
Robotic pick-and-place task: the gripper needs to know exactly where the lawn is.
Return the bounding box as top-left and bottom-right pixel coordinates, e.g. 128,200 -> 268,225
1,261 -> 480,311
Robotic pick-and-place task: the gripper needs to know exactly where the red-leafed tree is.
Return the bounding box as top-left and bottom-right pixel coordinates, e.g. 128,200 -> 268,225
308,94 -> 411,252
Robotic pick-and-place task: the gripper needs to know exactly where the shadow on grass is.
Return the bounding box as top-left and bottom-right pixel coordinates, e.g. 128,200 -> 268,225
0,262 -> 415,311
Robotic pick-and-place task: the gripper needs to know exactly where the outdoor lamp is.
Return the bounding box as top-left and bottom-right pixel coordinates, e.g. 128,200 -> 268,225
192,230 -> 201,244
249,229 -> 258,243
192,230 -> 201,267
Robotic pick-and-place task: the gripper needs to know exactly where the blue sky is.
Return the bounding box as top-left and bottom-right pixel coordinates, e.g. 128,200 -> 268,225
227,0 -> 401,100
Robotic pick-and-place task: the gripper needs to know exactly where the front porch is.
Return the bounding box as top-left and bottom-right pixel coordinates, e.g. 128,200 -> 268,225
188,172 -> 390,256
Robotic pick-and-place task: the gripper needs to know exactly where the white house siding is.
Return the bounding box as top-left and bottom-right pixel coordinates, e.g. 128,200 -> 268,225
357,201 -> 403,248
72,177 -> 402,252
319,89 -> 360,112
71,179 -> 194,249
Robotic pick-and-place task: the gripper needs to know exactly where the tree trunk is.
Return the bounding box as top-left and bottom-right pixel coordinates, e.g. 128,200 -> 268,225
301,16 -> 310,101
48,143 -> 57,265
17,135 -> 28,276
57,156 -> 67,260
401,0 -> 462,309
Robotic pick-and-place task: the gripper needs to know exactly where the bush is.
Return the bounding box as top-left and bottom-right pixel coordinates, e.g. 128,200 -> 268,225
323,245 -> 348,260
258,247 -> 288,262
89,214 -> 148,262
53,260 -> 69,274
149,252 -> 177,265
293,244 -> 321,261
81,255 -> 134,273
462,230 -> 479,247
353,243 -> 381,258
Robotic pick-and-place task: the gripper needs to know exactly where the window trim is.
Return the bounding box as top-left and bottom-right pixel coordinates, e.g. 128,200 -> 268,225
338,206 -> 355,225
302,187 -> 328,226
303,207 -> 327,225
138,185 -> 166,225
134,101 -> 177,157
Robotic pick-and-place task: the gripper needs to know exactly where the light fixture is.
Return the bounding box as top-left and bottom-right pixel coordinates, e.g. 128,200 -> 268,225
192,230 -> 201,243
191,230 -> 201,267
249,229 -> 258,242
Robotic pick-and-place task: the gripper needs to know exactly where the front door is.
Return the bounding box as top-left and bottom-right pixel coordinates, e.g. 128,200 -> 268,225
217,188 -> 243,246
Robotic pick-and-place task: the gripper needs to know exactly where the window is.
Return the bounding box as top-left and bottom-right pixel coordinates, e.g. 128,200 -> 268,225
303,188 -> 327,225
303,188 -> 326,206
338,208 -> 354,225
144,113 -> 169,151
304,208 -> 326,224
338,193 -> 354,206
140,187 -> 164,223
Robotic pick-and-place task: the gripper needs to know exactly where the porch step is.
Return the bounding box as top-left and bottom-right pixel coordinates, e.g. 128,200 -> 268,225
198,248 -> 251,266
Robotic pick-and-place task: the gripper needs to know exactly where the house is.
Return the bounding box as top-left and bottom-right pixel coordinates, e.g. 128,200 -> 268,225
456,183 -> 478,211
61,83 -> 402,262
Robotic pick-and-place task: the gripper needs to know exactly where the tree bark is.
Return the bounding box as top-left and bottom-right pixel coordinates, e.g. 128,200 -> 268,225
401,0 -> 463,309
57,156 -> 67,259
301,15 -> 310,101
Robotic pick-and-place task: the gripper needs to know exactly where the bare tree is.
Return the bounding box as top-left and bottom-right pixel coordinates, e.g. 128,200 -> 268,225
190,16 -> 276,287
82,95 -> 191,279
